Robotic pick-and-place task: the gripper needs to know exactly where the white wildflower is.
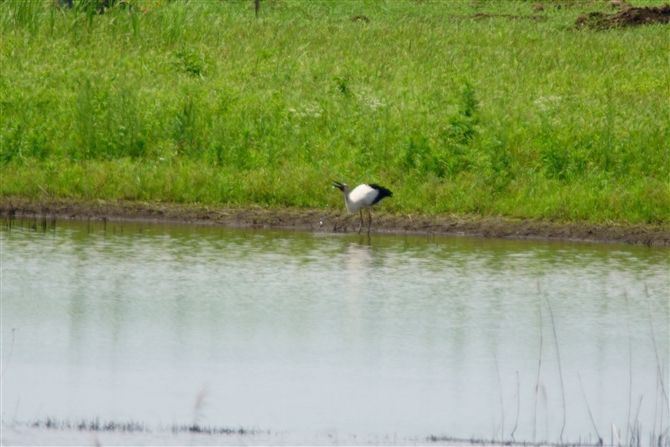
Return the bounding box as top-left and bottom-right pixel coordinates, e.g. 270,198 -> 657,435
534,95 -> 563,112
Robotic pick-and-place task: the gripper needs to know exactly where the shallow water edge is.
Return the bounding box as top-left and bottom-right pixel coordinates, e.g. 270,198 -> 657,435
1,419 -> 636,447
2,198 -> 669,245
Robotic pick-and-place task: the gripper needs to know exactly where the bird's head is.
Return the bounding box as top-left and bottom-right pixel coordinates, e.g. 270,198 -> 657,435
332,181 -> 349,194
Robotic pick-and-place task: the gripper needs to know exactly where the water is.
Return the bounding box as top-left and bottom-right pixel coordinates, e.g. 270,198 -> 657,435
2,221 -> 668,444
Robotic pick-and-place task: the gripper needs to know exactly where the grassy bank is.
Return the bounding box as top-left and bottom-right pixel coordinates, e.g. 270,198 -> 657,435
1,0 -> 668,224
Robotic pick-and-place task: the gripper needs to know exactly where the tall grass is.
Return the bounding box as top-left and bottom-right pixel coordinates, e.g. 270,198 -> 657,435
1,0 -> 668,224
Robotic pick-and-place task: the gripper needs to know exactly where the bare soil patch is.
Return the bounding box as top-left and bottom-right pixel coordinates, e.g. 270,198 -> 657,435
576,3 -> 670,28
2,198 -> 668,245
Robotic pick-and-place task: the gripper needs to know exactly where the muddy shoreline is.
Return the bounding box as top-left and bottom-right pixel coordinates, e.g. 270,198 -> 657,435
2,198 -> 669,245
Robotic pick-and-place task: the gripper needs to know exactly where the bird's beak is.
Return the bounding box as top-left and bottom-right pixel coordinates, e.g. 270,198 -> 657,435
332,181 -> 344,191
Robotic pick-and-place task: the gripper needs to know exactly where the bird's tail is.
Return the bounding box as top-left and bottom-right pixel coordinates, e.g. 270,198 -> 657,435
369,184 -> 393,199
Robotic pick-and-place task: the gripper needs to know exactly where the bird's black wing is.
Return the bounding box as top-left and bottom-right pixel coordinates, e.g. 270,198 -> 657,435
367,184 -> 393,205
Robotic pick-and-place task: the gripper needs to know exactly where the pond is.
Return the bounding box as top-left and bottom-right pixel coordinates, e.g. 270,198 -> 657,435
2,220 -> 668,445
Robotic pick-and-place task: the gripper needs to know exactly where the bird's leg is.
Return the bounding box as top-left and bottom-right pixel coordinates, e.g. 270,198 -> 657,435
358,210 -> 363,234
367,208 -> 372,235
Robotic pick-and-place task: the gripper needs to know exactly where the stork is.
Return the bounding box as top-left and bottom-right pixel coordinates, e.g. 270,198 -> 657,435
333,181 -> 393,234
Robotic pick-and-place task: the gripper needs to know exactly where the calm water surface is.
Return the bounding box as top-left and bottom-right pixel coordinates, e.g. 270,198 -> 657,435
2,221 -> 668,443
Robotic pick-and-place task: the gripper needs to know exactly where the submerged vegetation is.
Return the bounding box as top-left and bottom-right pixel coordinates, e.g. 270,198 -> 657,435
1,0 -> 668,224
27,417 -> 255,435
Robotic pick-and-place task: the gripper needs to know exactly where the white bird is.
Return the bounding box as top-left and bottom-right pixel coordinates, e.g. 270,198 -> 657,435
333,181 -> 393,234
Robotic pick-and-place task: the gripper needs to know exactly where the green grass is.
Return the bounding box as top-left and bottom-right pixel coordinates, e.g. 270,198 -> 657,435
1,0 -> 669,224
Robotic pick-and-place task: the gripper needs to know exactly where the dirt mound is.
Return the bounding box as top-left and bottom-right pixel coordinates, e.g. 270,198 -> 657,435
576,3 -> 670,28
350,15 -> 370,23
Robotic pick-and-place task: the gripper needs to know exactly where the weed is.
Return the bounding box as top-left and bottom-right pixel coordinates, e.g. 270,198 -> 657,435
0,0 -> 668,224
